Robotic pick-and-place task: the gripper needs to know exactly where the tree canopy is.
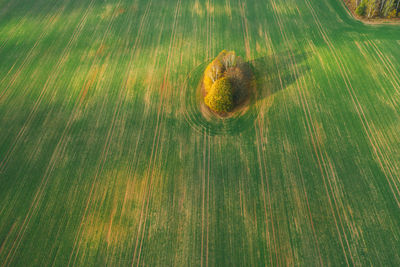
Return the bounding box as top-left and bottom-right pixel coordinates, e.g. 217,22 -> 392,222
351,0 -> 400,18
204,77 -> 234,113
202,50 -> 251,114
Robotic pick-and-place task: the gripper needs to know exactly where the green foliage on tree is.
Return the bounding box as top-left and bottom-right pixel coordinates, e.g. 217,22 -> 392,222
203,52 -> 226,94
203,50 -> 238,94
388,8 -> 398,17
204,77 -> 234,113
202,50 -> 252,114
354,0 -> 400,18
356,0 -> 367,16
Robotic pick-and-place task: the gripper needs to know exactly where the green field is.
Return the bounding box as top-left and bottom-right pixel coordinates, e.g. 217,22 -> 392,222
1,0 -> 400,265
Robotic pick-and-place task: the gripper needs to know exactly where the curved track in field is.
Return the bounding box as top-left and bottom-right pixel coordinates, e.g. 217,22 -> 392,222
0,0 -> 400,266
181,61 -> 259,136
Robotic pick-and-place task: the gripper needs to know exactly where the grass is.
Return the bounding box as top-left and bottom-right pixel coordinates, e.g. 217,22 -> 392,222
0,0 -> 400,265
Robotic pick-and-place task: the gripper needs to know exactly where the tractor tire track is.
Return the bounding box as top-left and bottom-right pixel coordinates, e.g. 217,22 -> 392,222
0,0 -> 94,174
131,1 -> 181,265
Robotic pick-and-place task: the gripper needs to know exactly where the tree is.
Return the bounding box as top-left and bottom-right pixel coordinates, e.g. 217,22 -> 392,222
203,51 -> 227,94
225,63 -> 252,104
202,50 -> 253,114
354,0 -> 400,17
204,77 -> 234,113
356,0 -> 367,16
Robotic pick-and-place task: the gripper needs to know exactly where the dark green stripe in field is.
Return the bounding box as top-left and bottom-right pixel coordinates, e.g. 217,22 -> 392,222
0,0 -> 400,266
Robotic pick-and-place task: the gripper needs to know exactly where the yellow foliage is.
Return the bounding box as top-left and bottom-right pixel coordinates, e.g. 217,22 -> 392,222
203,50 -> 228,94
204,77 -> 234,113
203,50 -> 247,113
388,9 -> 397,18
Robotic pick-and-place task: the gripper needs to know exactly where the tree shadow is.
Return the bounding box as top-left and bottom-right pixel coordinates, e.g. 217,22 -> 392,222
247,50 -> 311,102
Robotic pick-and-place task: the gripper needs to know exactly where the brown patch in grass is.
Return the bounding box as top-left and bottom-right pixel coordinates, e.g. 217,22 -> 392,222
206,1 -> 214,14
101,5 -> 127,20
80,63 -> 107,103
80,68 -> 98,103
116,8 -> 126,15
225,0 -> 232,19
192,0 -> 204,17
96,45 -> 106,56
314,120 -> 327,147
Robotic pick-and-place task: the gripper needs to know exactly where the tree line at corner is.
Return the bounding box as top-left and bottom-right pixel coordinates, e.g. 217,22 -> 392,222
351,0 -> 400,18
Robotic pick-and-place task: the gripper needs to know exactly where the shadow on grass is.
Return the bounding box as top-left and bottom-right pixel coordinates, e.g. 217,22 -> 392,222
248,50 -> 311,102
